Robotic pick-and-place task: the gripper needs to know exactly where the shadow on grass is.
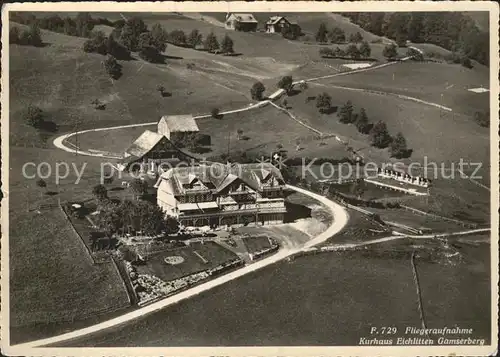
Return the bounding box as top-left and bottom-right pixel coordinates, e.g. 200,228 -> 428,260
163,54 -> 184,60
320,106 -> 338,115
284,202 -> 312,223
109,187 -> 125,192
287,89 -> 301,97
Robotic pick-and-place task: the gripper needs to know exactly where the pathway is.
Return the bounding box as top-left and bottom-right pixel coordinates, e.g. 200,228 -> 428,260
13,185 -> 349,349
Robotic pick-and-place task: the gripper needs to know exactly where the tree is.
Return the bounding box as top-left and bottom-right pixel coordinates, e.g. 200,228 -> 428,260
382,43 -> 398,60
370,121 -> 392,148
460,55 -> 473,69
10,26 -> 21,44
104,55 -> 122,79
27,23 -> 43,47
129,179 -> 148,200
281,25 -> 301,40
277,75 -> 293,93
168,29 -> 187,46
236,129 -> 244,140
106,35 -> 131,60
346,43 -> 361,59
36,178 -> 47,200
83,30 -> 107,55
355,108 -> 371,134
92,184 -> 108,201
220,34 -> 234,54
211,107 -> 220,118
165,215 -> 180,234
187,28 -> 203,48
333,46 -> 345,57
75,12 -> 94,37
339,100 -> 355,124
474,111 -> 489,127
204,31 -> 220,52
250,81 -> 266,100
150,23 -> 167,52
138,31 -> 153,49
349,31 -> 363,43
315,22 -> 328,43
119,17 -> 148,51
36,178 -> 47,190
406,47 -> 423,61
390,132 -> 409,158
329,27 -> 346,43
359,41 -> 372,58
24,105 -> 44,128
316,92 -> 332,114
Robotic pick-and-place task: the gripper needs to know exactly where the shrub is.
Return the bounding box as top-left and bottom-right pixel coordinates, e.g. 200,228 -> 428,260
370,121 -> 392,148
103,55 -> 122,79
220,34 -> 234,54
382,43 -> 398,60
250,81 -> 266,100
316,92 -> 332,113
277,75 -> 293,93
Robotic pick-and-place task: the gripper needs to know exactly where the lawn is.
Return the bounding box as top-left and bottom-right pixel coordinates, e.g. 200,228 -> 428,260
136,242 -> 239,282
9,209 -> 130,344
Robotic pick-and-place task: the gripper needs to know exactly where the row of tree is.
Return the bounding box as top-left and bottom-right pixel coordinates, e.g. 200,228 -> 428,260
319,41 -> 372,59
10,24 -> 43,47
166,28 -> 235,54
316,23 -> 364,44
342,12 -> 488,66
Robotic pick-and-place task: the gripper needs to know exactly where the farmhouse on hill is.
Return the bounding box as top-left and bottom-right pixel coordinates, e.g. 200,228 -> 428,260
117,129 -> 187,172
155,162 -> 291,228
265,15 -> 299,33
225,13 -> 259,32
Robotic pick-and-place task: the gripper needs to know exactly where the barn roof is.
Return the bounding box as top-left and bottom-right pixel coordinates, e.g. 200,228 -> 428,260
266,16 -> 298,25
159,115 -> 199,133
230,13 -> 258,23
125,130 -> 165,158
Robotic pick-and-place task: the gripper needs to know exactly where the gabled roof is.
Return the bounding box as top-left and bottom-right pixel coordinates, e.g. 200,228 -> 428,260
125,130 -> 165,158
229,13 -> 258,23
159,115 -> 199,133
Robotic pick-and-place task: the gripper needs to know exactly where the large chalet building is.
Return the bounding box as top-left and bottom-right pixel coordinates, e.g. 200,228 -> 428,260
154,163 -> 291,227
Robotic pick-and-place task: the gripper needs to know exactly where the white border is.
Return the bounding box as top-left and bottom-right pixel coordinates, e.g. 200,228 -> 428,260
1,2 -> 499,356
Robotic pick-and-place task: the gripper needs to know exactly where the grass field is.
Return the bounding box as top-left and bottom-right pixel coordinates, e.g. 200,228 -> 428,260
9,209 -> 130,344
136,242 -> 239,282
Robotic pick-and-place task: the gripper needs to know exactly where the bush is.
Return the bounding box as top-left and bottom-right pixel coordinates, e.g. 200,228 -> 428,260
211,108 -> 220,118
316,92 -> 332,113
460,56 -> 473,69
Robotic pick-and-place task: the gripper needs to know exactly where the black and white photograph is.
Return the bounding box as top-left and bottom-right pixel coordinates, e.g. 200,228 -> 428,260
1,2 -> 498,356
